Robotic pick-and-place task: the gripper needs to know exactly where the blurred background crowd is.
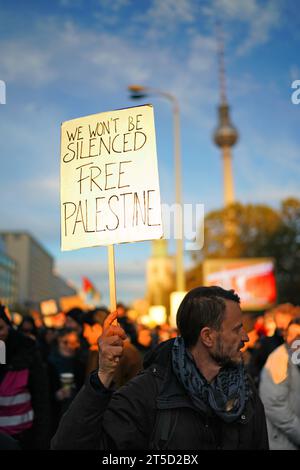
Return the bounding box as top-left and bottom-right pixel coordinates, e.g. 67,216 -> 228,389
1,299 -> 300,449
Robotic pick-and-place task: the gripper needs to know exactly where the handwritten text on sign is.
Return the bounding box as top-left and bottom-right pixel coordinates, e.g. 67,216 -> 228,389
61,105 -> 163,251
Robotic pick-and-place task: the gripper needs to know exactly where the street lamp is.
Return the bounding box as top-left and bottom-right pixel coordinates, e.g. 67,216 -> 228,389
128,84 -> 185,292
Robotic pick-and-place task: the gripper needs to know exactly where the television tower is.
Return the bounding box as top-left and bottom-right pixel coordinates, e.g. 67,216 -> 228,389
213,23 -> 239,206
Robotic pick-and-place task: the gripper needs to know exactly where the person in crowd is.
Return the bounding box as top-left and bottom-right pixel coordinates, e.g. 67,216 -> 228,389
65,307 -> 85,335
19,316 -> 38,340
82,306 -> 110,329
83,309 -> 107,378
116,303 -> 138,346
47,328 -> 86,435
253,316 -> 268,338
37,327 -> 58,363
135,325 -> 155,358
0,305 -> 50,449
156,324 -> 178,343
259,317 -> 300,450
247,304 -> 297,386
240,329 -> 259,370
84,307 -> 142,388
51,286 -> 268,450
112,338 -> 143,389
65,307 -> 90,362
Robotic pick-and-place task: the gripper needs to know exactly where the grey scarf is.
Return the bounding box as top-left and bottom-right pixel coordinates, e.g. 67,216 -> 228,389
172,336 -> 250,423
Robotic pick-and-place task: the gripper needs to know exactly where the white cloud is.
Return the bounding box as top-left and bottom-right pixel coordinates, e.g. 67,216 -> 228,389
0,0 -> 285,96
236,3 -> 280,55
0,16 -> 219,123
233,132 -> 300,208
0,38 -> 57,85
96,0 -> 131,13
202,0 -> 282,56
139,0 -> 198,39
59,0 -> 82,7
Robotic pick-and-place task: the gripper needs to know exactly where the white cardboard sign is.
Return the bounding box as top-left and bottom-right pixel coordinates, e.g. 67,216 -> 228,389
61,105 -> 163,251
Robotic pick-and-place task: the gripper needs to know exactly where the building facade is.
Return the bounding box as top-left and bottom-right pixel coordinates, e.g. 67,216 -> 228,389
0,232 -> 76,308
0,237 -> 17,307
146,239 -> 175,314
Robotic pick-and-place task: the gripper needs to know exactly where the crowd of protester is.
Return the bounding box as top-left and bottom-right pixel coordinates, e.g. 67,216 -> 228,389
1,299 -> 300,450
0,302 -> 175,449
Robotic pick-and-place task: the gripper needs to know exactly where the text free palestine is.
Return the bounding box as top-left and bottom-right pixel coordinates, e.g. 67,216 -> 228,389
62,189 -> 160,237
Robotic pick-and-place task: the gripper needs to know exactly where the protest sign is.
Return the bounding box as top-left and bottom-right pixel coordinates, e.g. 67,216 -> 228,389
61,105 -> 163,311
61,105 -> 163,251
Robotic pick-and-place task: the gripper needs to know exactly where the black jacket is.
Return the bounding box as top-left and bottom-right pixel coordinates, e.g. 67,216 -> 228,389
51,339 -> 269,450
47,348 -> 86,436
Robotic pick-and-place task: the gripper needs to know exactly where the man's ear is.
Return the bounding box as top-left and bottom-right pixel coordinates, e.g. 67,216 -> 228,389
200,327 -> 215,348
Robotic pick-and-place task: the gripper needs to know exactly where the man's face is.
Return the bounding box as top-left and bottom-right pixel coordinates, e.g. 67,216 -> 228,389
0,318 -> 9,342
210,300 -> 249,367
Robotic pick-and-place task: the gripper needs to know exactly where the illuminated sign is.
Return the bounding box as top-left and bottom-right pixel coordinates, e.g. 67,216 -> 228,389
203,258 -> 276,310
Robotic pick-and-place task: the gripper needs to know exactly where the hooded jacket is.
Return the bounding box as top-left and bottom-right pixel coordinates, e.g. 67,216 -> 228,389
51,338 -> 269,450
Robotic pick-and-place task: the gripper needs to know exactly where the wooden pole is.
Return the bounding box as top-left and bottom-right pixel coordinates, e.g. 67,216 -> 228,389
108,245 -> 117,314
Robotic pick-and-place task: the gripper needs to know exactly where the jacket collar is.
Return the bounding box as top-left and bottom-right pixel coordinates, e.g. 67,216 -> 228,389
144,339 -> 210,415
144,338 -> 255,423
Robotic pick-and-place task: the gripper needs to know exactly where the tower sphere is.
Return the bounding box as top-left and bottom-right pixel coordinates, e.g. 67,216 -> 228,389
213,104 -> 239,148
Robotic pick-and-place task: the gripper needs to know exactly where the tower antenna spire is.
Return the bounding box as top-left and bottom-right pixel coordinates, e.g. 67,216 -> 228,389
216,19 -> 227,105
213,19 -> 239,207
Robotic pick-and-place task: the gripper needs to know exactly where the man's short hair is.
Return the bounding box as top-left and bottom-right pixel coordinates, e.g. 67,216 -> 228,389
176,286 -> 240,348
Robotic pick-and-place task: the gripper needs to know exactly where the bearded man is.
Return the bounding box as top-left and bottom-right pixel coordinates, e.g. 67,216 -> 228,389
52,286 -> 268,450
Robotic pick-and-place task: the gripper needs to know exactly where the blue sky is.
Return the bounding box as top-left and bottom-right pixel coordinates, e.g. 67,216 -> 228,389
0,0 -> 299,305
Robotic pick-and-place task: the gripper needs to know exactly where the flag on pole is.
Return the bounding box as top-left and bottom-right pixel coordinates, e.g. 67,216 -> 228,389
82,277 -> 101,307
